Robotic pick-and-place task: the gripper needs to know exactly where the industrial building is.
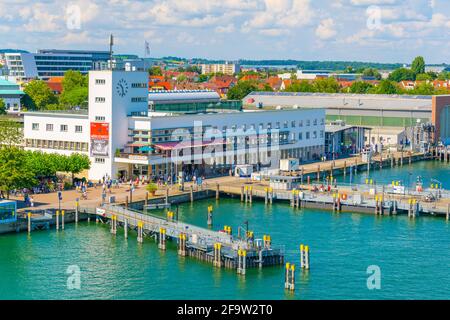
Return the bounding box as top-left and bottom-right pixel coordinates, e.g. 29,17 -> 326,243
23,70 -> 326,181
244,92 -> 450,146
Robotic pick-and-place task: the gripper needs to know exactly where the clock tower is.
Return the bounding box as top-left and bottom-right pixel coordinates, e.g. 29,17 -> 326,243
88,70 -> 148,180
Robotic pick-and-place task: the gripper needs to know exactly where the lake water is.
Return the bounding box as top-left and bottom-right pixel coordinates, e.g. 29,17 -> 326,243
0,161 -> 449,300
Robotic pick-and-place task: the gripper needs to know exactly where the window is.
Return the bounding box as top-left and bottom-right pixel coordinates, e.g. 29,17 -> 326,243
306,120 -> 310,126
267,122 -> 272,129
95,79 -> 106,85
313,131 -> 317,139
299,120 -> 303,127
299,132 -> 303,140
60,125 -> 68,132
131,97 -> 147,103
32,123 -> 39,130
320,118 -> 325,125
313,119 -> 317,126
95,97 -> 105,103
46,124 -> 53,131
291,121 -> 296,128
276,122 -> 280,129
283,121 -> 288,129
131,83 -> 147,88
95,116 -> 105,121
306,132 -> 310,139
75,125 -> 83,133
320,130 -> 324,138
95,158 -> 105,164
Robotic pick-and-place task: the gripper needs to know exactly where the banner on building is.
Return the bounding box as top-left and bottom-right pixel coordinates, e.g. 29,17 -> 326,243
90,122 -> 109,157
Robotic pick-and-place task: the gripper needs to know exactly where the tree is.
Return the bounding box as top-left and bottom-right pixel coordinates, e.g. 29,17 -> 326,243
22,80 -> 58,110
374,79 -> 399,94
313,77 -> 340,93
227,81 -> 259,100
388,68 -> 416,82
411,56 -> 425,75
64,153 -> 91,182
285,80 -> 315,92
362,68 -> 382,80
349,81 -> 374,94
0,119 -> 22,146
59,86 -> 88,108
411,82 -> 435,95
149,66 -> 163,76
59,71 -> 88,108
0,147 -> 37,199
0,98 -> 6,115
415,73 -> 432,81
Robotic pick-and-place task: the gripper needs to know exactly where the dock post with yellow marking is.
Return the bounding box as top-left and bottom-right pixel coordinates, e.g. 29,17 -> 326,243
263,235 -> 271,249
237,249 -> 247,275
207,205 -> 213,226
264,187 -> 268,205
61,210 -> 65,230
159,227 -> 166,250
55,210 -> 60,230
213,243 -> 222,267
317,165 -> 320,183
137,221 -> 144,243
27,212 -> 31,233
284,263 -> 295,291
75,198 -> 79,224
178,233 -> 187,256
300,244 -> 310,270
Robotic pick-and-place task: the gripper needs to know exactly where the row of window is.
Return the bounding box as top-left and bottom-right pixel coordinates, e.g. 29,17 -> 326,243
25,139 -> 88,151
32,123 -> 83,133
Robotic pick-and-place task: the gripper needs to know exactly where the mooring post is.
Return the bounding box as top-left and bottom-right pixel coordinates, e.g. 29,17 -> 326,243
124,218 -> 128,239
249,186 -> 253,203
343,161 -> 347,178
301,167 -> 304,185
61,210 -> 65,230
240,185 -> 244,202
75,198 -> 79,224
27,212 -> 31,234
446,204 -> 449,221
269,188 -> 273,204
244,186 -> 248,203
216,183 -> 220,200
55,210 -> 59,230
317,165 -> 320,183
264,188 -> 268,205
304,246 -> 310,270
137,221 -> 143,243
207,205 -> 213,226
213,243 -> 222,267
190,185 -> 194,202
159,228 -> 166,250
300,245 -> 304,268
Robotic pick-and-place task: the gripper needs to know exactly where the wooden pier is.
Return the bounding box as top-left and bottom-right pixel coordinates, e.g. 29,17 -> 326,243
95,204 -> 284,273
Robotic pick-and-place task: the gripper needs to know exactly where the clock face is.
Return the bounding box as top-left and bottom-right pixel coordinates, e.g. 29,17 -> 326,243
116,79 -> 129,97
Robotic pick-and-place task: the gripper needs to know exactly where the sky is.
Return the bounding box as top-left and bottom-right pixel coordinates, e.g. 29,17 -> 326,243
1,0 -> 450,64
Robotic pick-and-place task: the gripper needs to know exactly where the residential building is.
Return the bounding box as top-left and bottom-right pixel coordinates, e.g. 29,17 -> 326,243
201,62 -> 240,75
0,79 -> 24,112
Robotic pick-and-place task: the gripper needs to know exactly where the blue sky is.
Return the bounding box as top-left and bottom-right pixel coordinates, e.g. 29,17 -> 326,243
1,0 -> 450,63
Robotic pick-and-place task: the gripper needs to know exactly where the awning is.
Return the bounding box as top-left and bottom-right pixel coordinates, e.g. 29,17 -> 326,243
154,139 -> 225,151
138,146 -> 154,152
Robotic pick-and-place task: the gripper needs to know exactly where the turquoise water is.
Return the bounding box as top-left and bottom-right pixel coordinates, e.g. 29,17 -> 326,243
0,161 -> 449,300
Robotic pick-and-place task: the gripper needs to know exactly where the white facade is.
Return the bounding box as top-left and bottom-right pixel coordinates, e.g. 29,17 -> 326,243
201,63 -> 239,75
23,70 -> 326,181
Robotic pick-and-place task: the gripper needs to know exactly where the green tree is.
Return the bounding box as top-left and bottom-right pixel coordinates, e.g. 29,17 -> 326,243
176,74 -> 187,82
411,82 -> 435,95
415,73 -> 432,81
0,147 -> 37,199
388,68 -> 416,82
64,153 -> 91,182
411,56 -> 425,75
349,81 -> 374,94
59,86 -> 88,108
61,70 -> 88,92
374,79 -> 399,94
0,119 -> 22,146
22,80 -> 58,110
437,71 -> 450,80
0,98 -> 6,115
285,80 -> 315,92
313,77 -> 340,93
227,81 -> 259,100
149,66 -> 163,76
362,68 -> 382,80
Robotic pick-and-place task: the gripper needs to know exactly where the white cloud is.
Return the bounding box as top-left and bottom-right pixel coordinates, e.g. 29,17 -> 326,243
215,24 -> 236,33
315,18 -> 337,40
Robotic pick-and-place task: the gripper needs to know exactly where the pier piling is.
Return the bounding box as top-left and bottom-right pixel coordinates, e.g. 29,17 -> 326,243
75,199 -> 79,224
284,263 -> 295,291
61,210 -> 65,230
178,233 -> 187,256
137,221 -> 143,243
237,249 -> 247,275
190,186 -> 194,203
56,210 -> 59,230
207,205 -> 213,226
124,219 -> 128,239
216,183 -> 220,200
27,212 -> 31,233
159,227 -> 166,250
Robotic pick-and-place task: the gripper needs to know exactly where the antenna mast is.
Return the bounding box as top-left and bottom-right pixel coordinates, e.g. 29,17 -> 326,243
109,34 -> 114,71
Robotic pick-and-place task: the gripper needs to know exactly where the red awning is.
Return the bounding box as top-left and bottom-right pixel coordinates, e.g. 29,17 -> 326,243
154,139 -> 225,151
